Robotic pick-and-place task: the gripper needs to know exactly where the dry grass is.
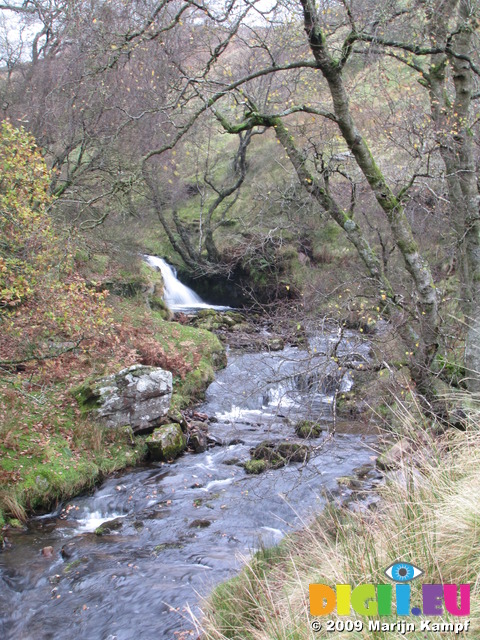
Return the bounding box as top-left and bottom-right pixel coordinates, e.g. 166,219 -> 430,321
198,396 -> 480,639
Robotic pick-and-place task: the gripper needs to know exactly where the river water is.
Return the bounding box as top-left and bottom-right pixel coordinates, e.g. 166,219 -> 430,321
0,333 -> 378,640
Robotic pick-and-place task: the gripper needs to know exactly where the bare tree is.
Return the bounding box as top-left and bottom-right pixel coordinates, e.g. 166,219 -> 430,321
2,0 -> 480,397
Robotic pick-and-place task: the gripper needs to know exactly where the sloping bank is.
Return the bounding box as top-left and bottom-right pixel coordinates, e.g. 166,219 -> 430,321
0,315 -> 225,537
199,399 -> 480,639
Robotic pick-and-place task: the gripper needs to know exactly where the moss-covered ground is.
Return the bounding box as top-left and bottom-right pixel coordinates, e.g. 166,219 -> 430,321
0,278 -> 225,532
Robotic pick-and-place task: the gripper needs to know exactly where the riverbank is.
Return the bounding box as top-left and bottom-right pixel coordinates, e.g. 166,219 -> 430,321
0,318 -> 380,639
0,297 -> 225,536
199,395 -> 480,639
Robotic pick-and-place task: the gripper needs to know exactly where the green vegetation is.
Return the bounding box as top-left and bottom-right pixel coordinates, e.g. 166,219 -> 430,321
0,123 -> 226,531
1,2 -> 480,636
0,390 -> 148,525
294,420 -> 325,438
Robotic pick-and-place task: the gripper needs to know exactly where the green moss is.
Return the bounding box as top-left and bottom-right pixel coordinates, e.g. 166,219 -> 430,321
70,380 -> 102,412
146,423 -> 186,461
433,354 -> 466,388
149,296 -> 171,319
64,557 -> 88,573
0,285 -> 223,525
244,459 -> 268,474
7,518 -> 23,529
95,517 -> 124,535
294,420 -> 325,438
0,399 -> 147,521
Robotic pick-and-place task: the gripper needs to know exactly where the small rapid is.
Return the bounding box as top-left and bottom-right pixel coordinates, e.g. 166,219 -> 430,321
0,330 -> 379,640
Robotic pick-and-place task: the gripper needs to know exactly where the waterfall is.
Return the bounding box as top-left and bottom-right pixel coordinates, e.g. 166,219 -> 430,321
144,255 -> 228,311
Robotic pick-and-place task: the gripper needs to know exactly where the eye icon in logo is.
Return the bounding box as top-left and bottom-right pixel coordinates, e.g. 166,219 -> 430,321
384,561 -> 423,583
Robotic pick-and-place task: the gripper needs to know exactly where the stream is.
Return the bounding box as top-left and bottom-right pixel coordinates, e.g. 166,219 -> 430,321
0,330 -> 379,640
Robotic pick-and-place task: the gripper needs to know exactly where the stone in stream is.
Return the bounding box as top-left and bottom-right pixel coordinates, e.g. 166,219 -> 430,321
266,337 -> 285,351
294,419 -> 326,438
376,438 -> 412,471
276,442 -> 310,462
94,518 -> 124,536
337,475 -> 362,490
61,541 -> 76,559
246,440 -> 310,473
250,441 -> 287,469
244,459 -> 268,474
72,364 -> 172,433
188,421 -> 208,453
146,423 -> 186,461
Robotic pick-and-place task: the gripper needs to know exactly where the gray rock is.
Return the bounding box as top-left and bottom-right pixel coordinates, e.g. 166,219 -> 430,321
73,365 -> 172,433
94,518 -> 124,536
146,423 -> 186,461
376,438 -> 412,471
188,420 -> 208,453
189,429 -> 207,453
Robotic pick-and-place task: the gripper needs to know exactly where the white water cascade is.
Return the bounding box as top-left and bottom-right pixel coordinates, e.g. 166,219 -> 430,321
144,255 -> 229,312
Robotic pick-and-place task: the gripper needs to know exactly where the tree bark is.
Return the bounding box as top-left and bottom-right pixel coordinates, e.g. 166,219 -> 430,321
299,0 -> 439,390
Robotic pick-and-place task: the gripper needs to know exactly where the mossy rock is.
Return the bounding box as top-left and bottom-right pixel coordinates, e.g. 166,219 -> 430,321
244,459 -> 268,474
95,517 -> 124,536
231,322 -> 253,333
146,423 -> 186,461
335,392 -> 360,418
337,475 -> 361,489
103,277 -> 147,298
294,420 -> 326,439
221,315 -> 237,328
154,542 -> 184,554
276,442 -> 310,462
196,316 -> 222,331
150,296 -> 173,320
224,311 -> 246,324
167,409 -> 189,432
266,337 -> 285,351
71,379 -> 103,412
197,309 -> 218,319
250,441 -> 286,468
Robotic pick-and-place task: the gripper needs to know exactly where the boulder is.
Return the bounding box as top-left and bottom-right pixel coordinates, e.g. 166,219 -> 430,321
266,337 -> 285,351
94,518 -> 124,536
188,421 -> 208,453
276,442 -> 310,462
376,438 -> 412,471
244,459 -> 268,474
146,423 -> 186,461
294,420 -> 326,439
73,365 -> 172,433
247,440 -> 310,472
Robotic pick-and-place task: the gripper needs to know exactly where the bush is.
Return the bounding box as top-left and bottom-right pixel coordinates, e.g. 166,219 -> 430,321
0,122 -> 112,366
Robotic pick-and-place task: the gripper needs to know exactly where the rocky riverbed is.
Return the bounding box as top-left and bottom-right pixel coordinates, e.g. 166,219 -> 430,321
0,327 -> 381,640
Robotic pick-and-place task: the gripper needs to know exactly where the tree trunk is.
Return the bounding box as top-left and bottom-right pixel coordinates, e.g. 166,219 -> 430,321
300,0 -> 439,387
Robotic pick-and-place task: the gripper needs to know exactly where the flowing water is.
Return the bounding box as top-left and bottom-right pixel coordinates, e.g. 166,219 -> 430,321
144,256 -> 230,312
0,330 -> 379,640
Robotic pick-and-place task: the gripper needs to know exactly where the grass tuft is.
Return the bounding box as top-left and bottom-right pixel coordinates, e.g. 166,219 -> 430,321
198,394 -> 480,639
